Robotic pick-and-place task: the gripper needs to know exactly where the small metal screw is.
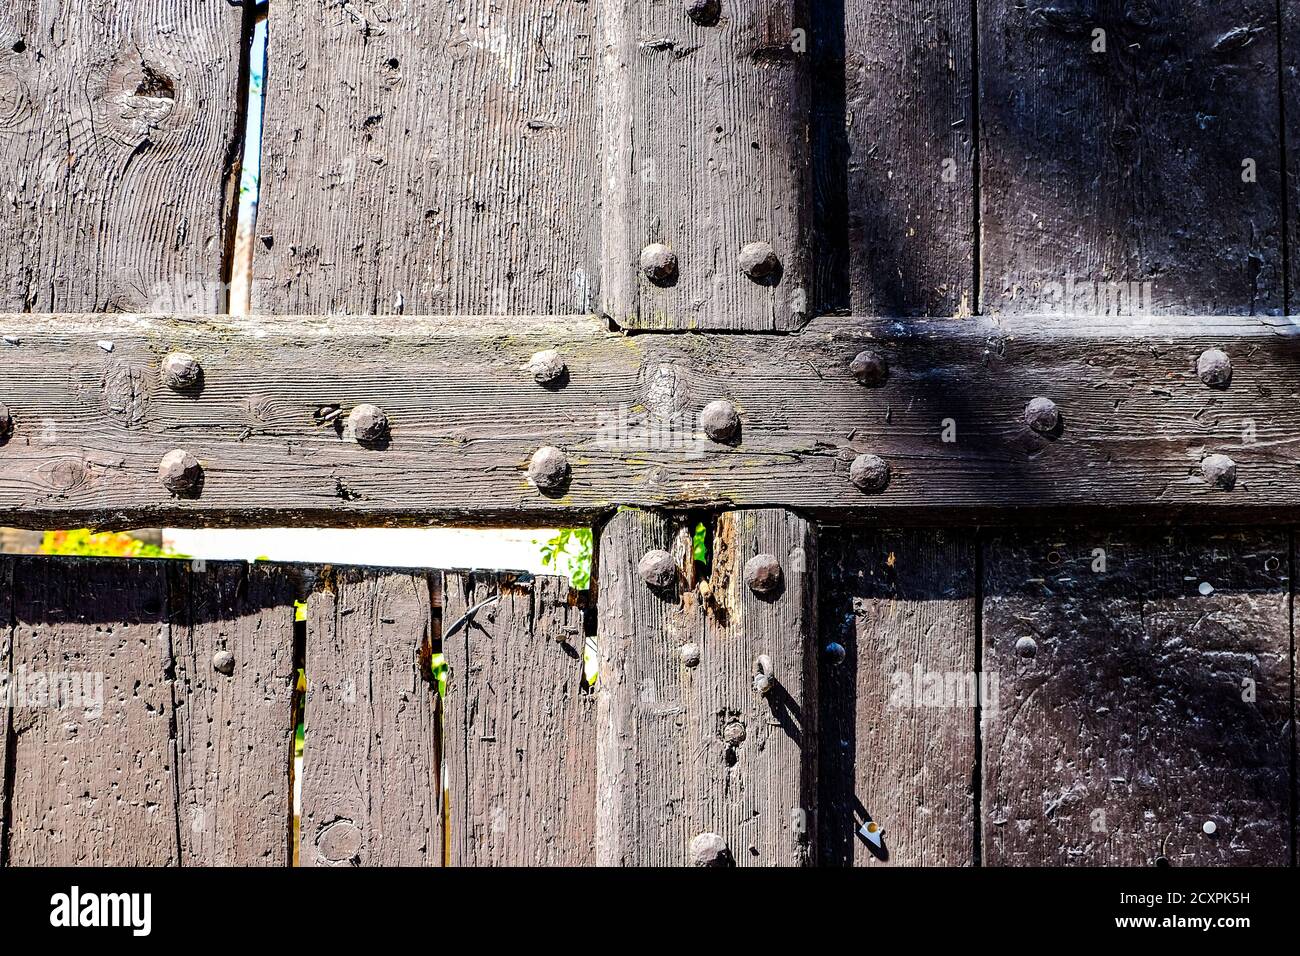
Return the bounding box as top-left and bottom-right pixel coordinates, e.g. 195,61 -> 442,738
850,349 -> 888,387
685,0 -> 721,26
825,641 -> 846,665
212,649 -> 235,676
1202,820 -> 1217,836
527,349 -> 567,385
158,449 -> 202,496
528,445 -> 570,493
680,642 -> 701,667
744,553 -> 782,595
753,654 -> 775,695
1014,636 -> 1038,658
737,241 -> 781,283
0,402 -> 11,440
347,404 -> 389,444
638,549 -> 677,589
689,831 -> 733,867
850,453 -> 890,493
1201,453 -> 1237,491
722,721 -> 746,746
640,243 -> 679,286
160,351 -> 202,390
1024,396 -> 1060,435
1196,348 -> 1231,388
700,399 -> 740,443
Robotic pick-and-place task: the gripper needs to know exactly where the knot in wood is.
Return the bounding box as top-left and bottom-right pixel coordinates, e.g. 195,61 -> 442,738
528,445 -> 570,494
1201,453 -> 1236,491
212,649 -> 235,676
689,831 -> 733,867
527,348 -> 567,385
158,449 -> 202,496
744,553 -> 782,595
639,243 -> 678,286
850,349 -> 888,387
347,404 -> 389,444
700,399 -> 740,443
738,241 -> 781,284
1196,348 -> 1232,388
685,0 -> 722,27
849,453 -> 890,493
638,549 -> 677,589
679,642 -> 701,667
160,351 -> 201,391
1024,396 -> 1060,435
722,721 -> 746,746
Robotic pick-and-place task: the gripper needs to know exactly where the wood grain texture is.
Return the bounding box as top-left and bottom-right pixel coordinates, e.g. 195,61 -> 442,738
1,312 -> 1298,526
0,1 -> 246,313
819,527 -> 976,865
169,560 -> 296,866
1284,0 -> 1299,314
599,0 -> 811,330
255,0 -> 598,315
0,556 -> 12,859
596,508 -> 817,866
301,567 -> 439,866
982,529 -> 1291,865
980,1 -> 1283,315
444,571 -> 594,865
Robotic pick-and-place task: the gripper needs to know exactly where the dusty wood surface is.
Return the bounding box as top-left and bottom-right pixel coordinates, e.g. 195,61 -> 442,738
444,571 -> 594,865
301,567 -> 439,866
819,527 -> 977,865
980,2 -> 1283,315
255,1 -> 598,316
596,508 -> 817,866
0,1 -> 247,313
982,529 -> 1292,865
169,560 -> 296,866
0,312 -> 1296,526
600,0 -> 811,330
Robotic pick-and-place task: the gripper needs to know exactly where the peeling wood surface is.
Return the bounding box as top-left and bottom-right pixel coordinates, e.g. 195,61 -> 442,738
819,527 -> 977,865
600,0 -> 811,330
982,529 -> 1292,865
0,1 -> 246,313
596,508 -> 817,866
301,567 -> 439,866
444,571 -> 595,865
255,1 -> 598,315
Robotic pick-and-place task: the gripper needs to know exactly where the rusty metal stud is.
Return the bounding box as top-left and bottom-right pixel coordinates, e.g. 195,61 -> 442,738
722,721 -> 746,746
825,641 -> 846,665
640,243 -> 679,286
689,831 -> 733,867
849,453 -> 890,493
1201,453 -> 1236,491
638,549 -> 677,589
744,553 -> 782,595
1014,636 -> 1038,658
158,449 -> 202,496
700,399 -> 740,443
528,445 -> 570,493
347,404 -> 389,444
738,241 -> 781,283
212,649 -> 235,676
850,349 -> 888,387
1196,348 -> 1232,388
680,642 -> 701,667
685,0 -> 721,26
752,654 -> 775,695
0,401 -> 11,440
1024,396 -> 1060,434
527,348 -> 567,385
160,351 -> 202,390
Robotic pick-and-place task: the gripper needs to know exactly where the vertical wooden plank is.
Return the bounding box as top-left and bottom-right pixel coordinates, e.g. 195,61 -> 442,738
301,567 -> 439,866
6,557 -> 176,865
980,2 -> 1283,315
819,527 -> 977,865
0,1 -> 247,313
983,530 -> 1291,865
0,556 -> 12,861
443,571 -> 595,866
255,1 -> 599,315
596,508 -> 817,866
1284,1 -> 1298,314
169,561 -> 296,866
600,0 -> 812,330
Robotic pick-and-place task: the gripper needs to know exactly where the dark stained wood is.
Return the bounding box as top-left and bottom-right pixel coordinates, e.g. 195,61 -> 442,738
0,1 -> 247,313
301,567 -> 439,866
443,571 -> 595,866
595,508 -> 817,865
982,529 -> 1291,865
0,312 -> 1297,526
169,560 -> 296,866
255,1 -> 598,315
1284,2 -> 1299,314
819,527 -> 977,865
600,0 -> 811,330
980,1 -> 1283,315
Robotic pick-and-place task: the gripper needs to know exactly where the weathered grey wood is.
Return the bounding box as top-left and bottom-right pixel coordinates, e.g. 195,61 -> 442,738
255,1 -> 598,315
982,529 -> 1291,865
980,2 -> 1283,315
819,527 -> 976,865
0,312 -> 1297,525
0,1 -> 247,313
0,556 -> 12,859
169,560 -> 296,866
599,0 -> 811,330
444,571 -> 594,865
5,557 -> 176,865
302,567 -> 439,866
596,508 -> 817,866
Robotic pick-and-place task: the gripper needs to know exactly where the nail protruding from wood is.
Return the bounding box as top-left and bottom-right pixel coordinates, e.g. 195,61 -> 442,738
680,642 -> 701,667
1201,453 -> 1237,491
347,403 -> 389,444
640,243 -> 679,286
528,445 -> 570,494
526,348 -> 567,385
722,721 -> 746,746
158,449 -> 202,496
212,649 -> 235,676
160,351 -> 202,390
1024,396 -> 1060,435
1014,636 -> 1038,658
825,641 -> 846,665
744,553 -> 782,595
689,831 -> 733,867
1202,820 -> 1217,836
638,548 -> 677,589
685,0 -> 721,26
850,349 -> 888,387
700,399 -> 740,443
753,653 -> 775,695
737,241 -> 781,284
849,453 -> 890,493
1196,348 -> 1232,388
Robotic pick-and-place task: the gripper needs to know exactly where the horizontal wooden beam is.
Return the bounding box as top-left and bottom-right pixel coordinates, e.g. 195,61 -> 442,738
0,312 -> 1294,528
